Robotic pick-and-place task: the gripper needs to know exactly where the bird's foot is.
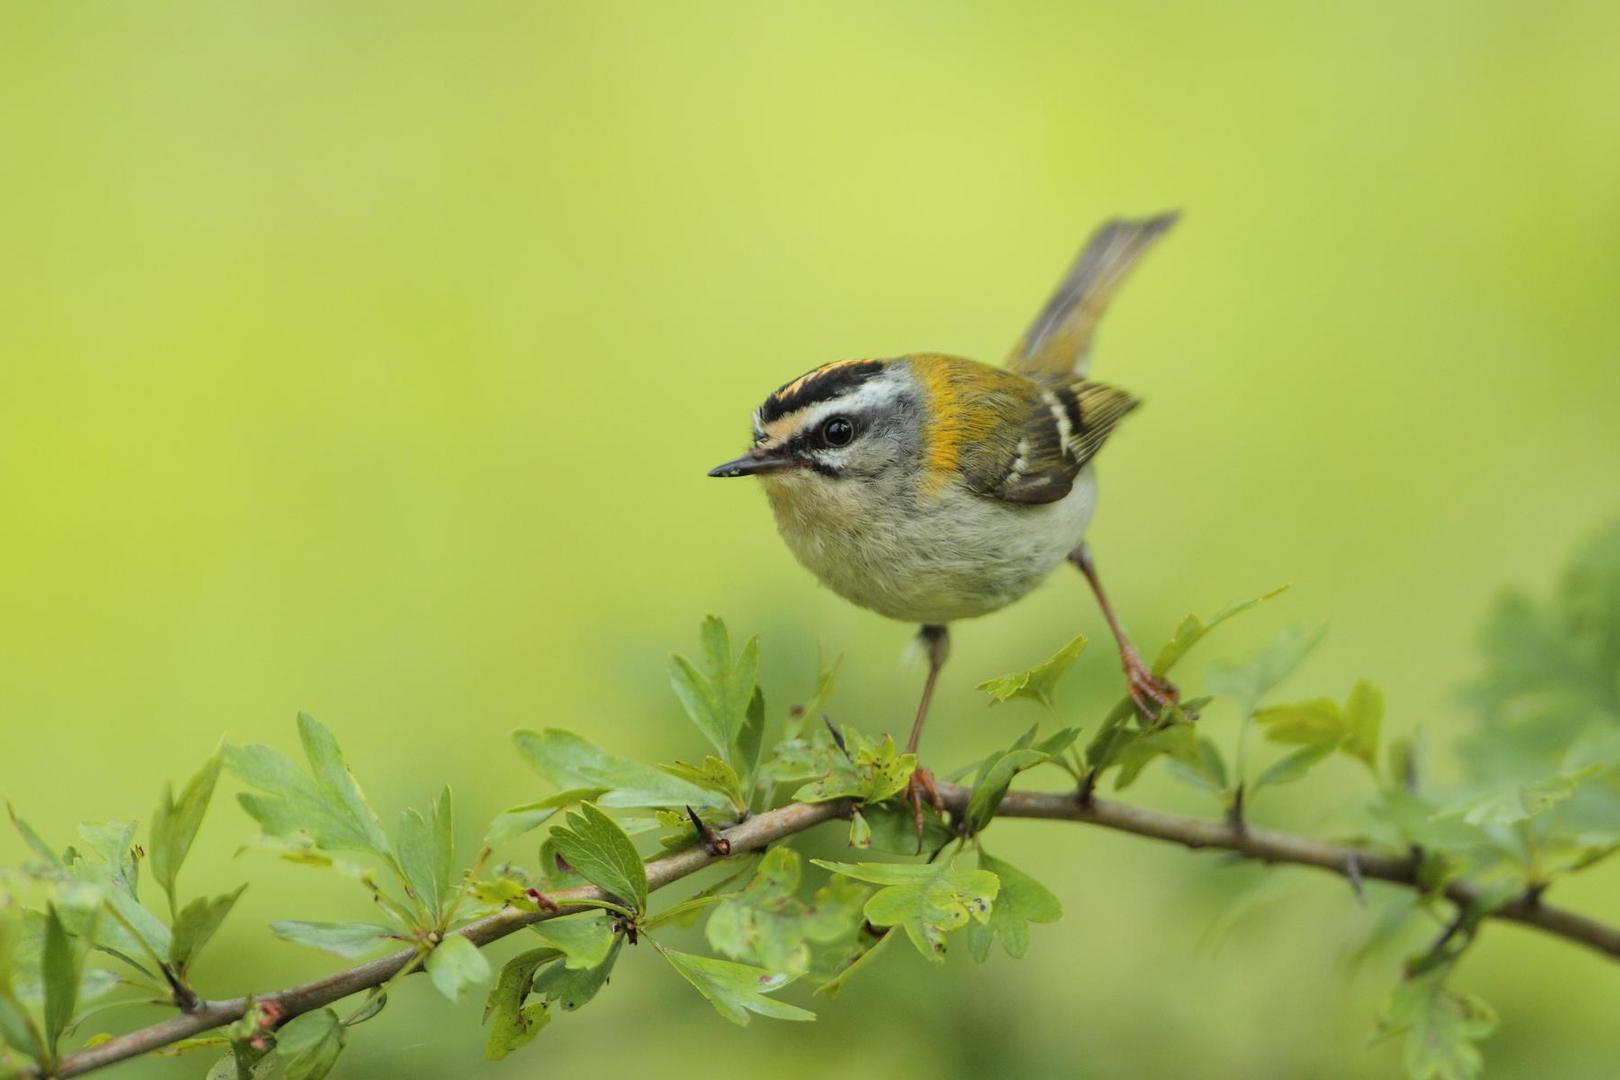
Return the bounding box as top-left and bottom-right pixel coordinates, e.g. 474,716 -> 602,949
1124,647 -> 1179,720
906,765 -> 945,853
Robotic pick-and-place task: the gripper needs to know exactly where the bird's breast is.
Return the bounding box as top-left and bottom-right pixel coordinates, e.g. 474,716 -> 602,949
760,468 -> 1097,624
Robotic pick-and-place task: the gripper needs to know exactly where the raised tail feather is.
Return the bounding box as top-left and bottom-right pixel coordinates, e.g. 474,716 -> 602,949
1006,212 -> 1179,379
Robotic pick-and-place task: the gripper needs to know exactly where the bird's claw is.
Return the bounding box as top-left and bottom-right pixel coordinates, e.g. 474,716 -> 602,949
906,766 -> 944,853
1124,649 -> 1179,720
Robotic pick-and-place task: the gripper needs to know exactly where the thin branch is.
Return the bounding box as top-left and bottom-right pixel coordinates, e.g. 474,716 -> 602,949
47,785 -> 1620,1078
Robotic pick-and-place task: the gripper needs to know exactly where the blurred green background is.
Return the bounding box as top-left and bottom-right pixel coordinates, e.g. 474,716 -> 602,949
4,2 -> 1620,1076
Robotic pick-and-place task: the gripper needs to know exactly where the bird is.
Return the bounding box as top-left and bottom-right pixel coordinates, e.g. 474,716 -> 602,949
708,213 -> 1180,839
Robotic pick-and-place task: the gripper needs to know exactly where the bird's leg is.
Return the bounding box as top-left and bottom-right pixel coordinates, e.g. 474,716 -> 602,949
905,624 -> 949,850
1069,544 -> 1178,718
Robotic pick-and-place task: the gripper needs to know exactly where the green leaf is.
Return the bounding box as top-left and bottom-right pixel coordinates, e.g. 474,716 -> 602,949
296,713 -> 392,856
397,788 -> 455,920
791,730 -> 915,805
528,916 -> 614,971
169,886 -> 246,973
531,937 -> 623,1011
1253,743 -> 1336,792
271,921 -> 399,959
815,858 -> 999,962
657,757 -> 746,813
1151,585 -> 1290,676
149,750 -> 223,914
482,948 -> 557,1060
275,1008 -> 345,1080
42,905 -> 81,1055
1439,764 -> 1604,826
1165,735 -> 1229,794
858,802 -> 953,854
965,748 -> 1048,833
967,851 -> 1062,960
736,685 -> 767,787
485,789 -> 606,845
1343,680 -> 1384,767
1378,969 -> 1497,1080
1206,623 -> 1327,716
704,848 -> 867,976
655,944 -> 815,1025
669,617 -> 762,762
65,821 -> 174,962
976,634 -> 1087,709
1113,723 -> 1200,790
426,934 -> 491,1003
227,716 -> 390,857
513,729 -> 728,811
549,803 -> 648,914
814,925 -> 901,998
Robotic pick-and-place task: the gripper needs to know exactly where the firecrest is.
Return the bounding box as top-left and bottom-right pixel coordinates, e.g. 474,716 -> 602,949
709,214 -> 1180,837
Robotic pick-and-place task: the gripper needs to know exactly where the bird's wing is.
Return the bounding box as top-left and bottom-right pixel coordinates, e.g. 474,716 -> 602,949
957,377 -> 1140,505
1005,212 -> 1178,379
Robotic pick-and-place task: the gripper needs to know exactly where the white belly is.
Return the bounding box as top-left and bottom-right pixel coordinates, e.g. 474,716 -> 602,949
762,468 -> 1097,624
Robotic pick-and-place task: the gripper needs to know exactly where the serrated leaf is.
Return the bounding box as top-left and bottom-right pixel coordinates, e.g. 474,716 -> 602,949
485,789 -> 607,845
736,685 -> 768,788
397,788 -> 455,920
1439,764 -> 1605,826
965,748 -> 1048,833
815,858 -> 998,962
149,750 -> 222,914
483,948 -> 557,1060
968,851 -> 1061,960
655,945 -> 814,1025
426,935 -> 491,1003
976,634 -> 1087,709
528,916 -> 614,970
858,802 -> 954,854
1206,624 -> 1327,716
513,729 -> 727,811
1165,735 -> 1229,794
42,905 -> 81,1054
669,617 -> 762,763
1113,723 -> 1200,790
169,886 -> 246,973
1379,969 -> 1496,1080
1151,586 -> 1290,677
792,731 -> 915,805
815,925 -> 899,998
657,757 -> 746,813
270,921 -> 399,959
549,804 -> 647,913
276,1008 -> 345,1080
532,937 -> 623,1011
1253,743 -> 1336,792
704,848 -> 866,976
228,718 -> 390,857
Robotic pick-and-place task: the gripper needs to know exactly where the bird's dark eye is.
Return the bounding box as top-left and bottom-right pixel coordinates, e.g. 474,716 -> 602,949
820,416 -> 855,447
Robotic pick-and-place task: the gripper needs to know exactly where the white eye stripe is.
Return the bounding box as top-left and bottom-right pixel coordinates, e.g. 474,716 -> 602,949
782,372 -> 906,438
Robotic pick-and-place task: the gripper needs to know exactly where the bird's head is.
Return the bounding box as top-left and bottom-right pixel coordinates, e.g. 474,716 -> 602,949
707,359 -> 924,489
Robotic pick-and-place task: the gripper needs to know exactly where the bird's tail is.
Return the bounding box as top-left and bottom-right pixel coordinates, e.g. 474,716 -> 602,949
1006,212 -> 1179,379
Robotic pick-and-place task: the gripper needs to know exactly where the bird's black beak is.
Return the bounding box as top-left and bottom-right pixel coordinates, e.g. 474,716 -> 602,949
707,448 -> 798,478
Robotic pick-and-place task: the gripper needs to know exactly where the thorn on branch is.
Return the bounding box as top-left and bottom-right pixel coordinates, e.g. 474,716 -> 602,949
525,888 -> 559,913
1076,768 -> 1100,808
1226,784 -> 1247,834
1344,852 -> 1366,905
685,805 -> 731,856
823,715 -> 851,759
